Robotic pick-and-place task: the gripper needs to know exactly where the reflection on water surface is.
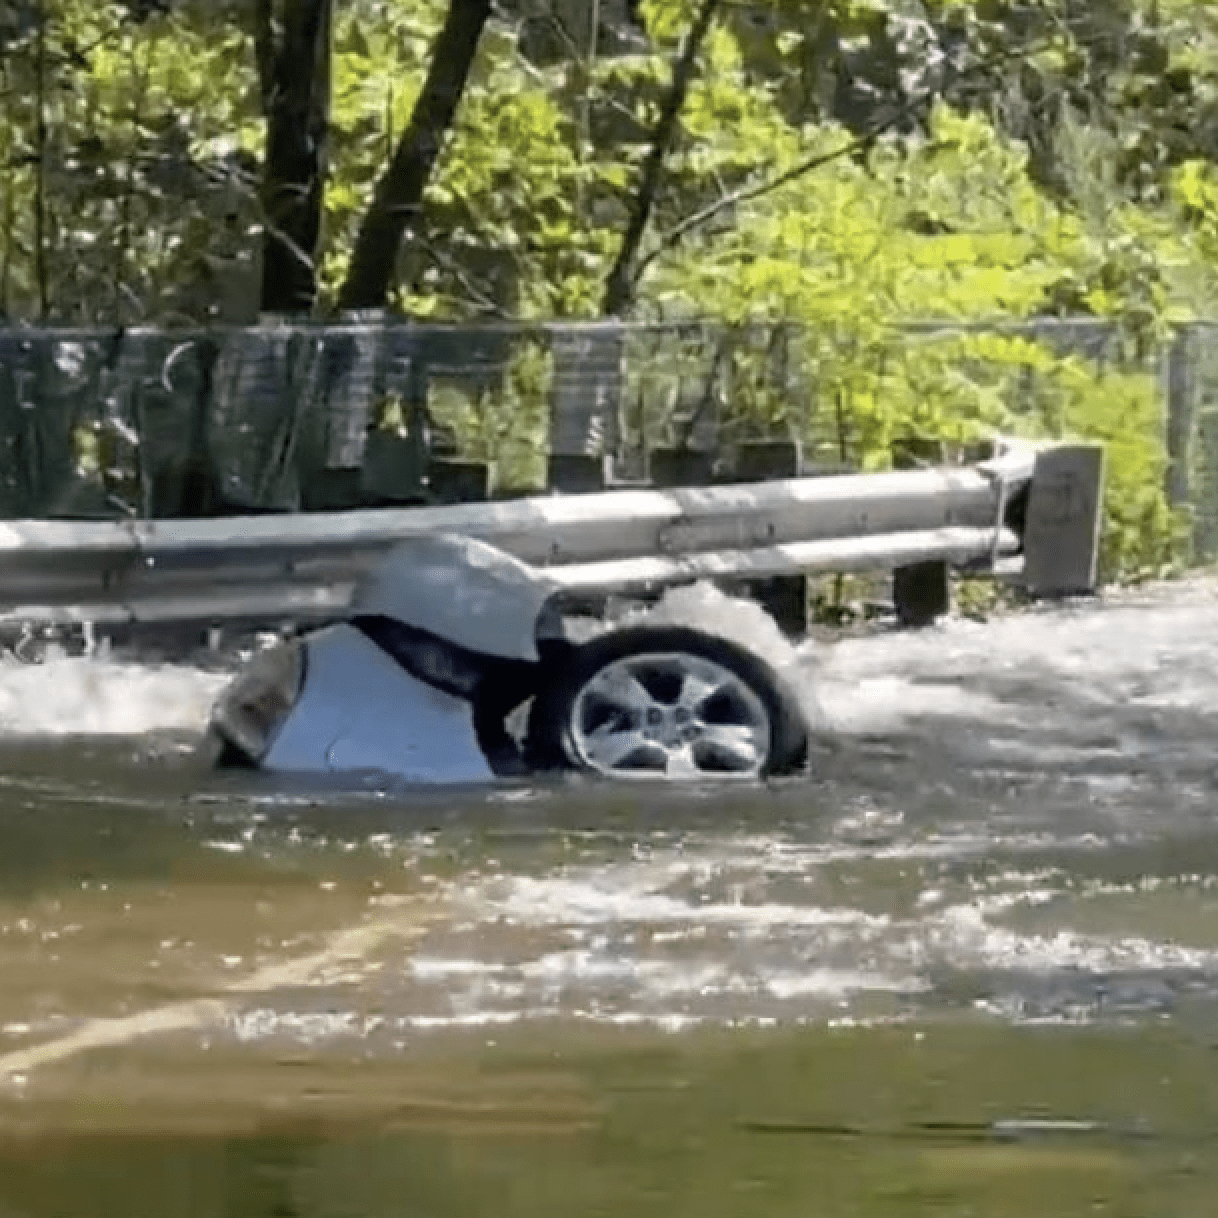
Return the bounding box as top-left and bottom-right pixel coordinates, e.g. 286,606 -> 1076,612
1,578 -> 1218,1215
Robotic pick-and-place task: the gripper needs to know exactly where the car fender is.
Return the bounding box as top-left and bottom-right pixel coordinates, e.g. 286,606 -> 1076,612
263,623 -> 495,784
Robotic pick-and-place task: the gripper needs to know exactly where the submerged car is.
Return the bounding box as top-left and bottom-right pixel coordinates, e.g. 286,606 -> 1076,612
205,534 -> 811,784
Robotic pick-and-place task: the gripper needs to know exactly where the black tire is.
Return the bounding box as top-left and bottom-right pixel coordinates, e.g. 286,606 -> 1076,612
524,625 -> 809,779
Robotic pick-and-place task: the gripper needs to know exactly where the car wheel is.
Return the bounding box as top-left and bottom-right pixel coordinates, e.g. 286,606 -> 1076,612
524,625 -> 809,780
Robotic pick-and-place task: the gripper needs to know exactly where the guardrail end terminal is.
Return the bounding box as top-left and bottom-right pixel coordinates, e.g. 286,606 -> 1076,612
1020,444 -> 1107,598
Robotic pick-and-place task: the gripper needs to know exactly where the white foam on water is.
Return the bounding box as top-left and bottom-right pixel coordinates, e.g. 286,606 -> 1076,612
762,968 -> 927,999
627,581 -> 802,673
810,672 -> 1016,734
806,580 -> 1218,736
0,654 -> 225,737
409,956 -> 499,981
1,573 -> 1215,746
485,871 -> 891,932
363,842 -> 1218,1031
228,1007 -> 915,1036
927,904 -> 1199,972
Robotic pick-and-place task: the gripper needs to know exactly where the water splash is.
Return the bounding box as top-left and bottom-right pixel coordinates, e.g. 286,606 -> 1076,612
0,581 -> 823,742
0,653 -> 225,737
808,578 -> 1218,738
3,574 -> 1217,753
626,581 -> 803,674
625,581 -> 832,730
3,573 -> 1218,759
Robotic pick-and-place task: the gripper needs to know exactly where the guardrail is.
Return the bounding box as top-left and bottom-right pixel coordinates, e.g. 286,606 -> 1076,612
0,439 -> 1104,638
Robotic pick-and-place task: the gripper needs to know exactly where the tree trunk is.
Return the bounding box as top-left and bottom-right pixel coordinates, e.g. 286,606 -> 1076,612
337,0 -> 493,313
256,0 -> 333,315
601,0 -> 720,317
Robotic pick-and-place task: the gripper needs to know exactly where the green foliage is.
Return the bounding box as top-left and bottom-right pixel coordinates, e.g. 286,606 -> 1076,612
639,100 -> 1197,573
425,339 -> 551,490
0,0 -> 260,322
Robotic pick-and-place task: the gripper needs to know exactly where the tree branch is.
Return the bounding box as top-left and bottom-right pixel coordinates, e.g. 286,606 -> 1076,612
253,0 -> 276,112
33,0 -> 49,319
258,0 -> 332,314
337,0 -> 492,313
416,232 -> 505,317
601,0 -> 722,317
629,26 -> 1105,292
632,120 -> 905,288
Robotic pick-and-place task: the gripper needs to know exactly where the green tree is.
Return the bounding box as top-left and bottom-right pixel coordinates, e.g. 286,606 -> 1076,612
255,0 -> 333,313
0,0 -> 1206,576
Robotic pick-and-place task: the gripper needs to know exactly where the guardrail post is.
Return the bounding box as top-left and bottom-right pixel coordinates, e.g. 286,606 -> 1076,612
892,437 -> 951,626
893,562 -> 951,627
727,439 -> 809,637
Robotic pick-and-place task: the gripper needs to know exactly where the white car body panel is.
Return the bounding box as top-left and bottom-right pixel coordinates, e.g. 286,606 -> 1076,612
263,622 -> 495,784
351,533 -> 561,662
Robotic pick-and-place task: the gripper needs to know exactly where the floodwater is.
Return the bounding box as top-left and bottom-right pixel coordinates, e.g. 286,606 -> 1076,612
1,580 -> 1218,1216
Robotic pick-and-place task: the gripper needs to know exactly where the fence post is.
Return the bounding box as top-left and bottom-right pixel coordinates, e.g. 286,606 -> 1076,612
1196,411 -> 1218,564
1164,323 -> 1195,514
547,323 -> 621,492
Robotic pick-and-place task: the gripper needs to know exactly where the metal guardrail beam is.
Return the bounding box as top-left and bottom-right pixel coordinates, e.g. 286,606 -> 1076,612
547,527 -> 1023,592
0,528 -> 1023,629
0,439 -> 1104,632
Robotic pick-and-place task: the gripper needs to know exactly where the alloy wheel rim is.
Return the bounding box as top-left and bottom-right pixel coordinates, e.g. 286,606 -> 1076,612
569,651 -> 772,780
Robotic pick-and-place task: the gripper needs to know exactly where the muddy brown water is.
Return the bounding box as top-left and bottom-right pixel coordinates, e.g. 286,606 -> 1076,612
1,580 -> 1218,1216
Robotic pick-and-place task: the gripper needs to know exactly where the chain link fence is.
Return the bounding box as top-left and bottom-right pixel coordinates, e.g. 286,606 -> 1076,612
0,315 -> 1212,562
